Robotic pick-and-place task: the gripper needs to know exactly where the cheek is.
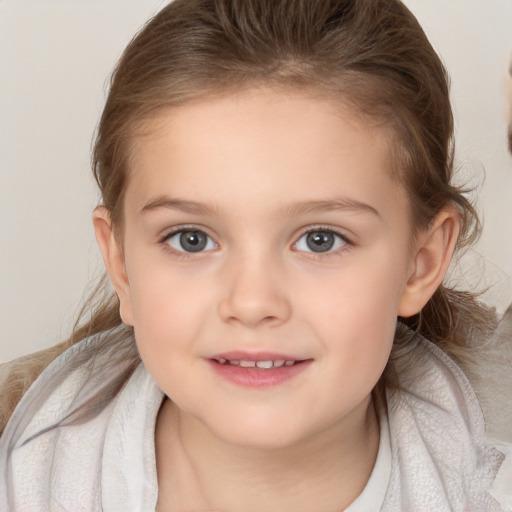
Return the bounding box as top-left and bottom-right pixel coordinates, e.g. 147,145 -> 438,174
125,261 -> 213,370
309,252 -> 409,371
326,289 -> 397,375
129,283 -> 206,402
309,251 -> 409,326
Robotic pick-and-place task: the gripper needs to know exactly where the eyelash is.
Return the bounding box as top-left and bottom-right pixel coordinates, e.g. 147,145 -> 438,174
158,225 -> 353,259
159,226 -> 217,259
293,226 -> 353,259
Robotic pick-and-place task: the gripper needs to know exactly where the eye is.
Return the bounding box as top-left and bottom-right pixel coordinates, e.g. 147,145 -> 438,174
295,230 -> 347,253
164,229 -> 217,253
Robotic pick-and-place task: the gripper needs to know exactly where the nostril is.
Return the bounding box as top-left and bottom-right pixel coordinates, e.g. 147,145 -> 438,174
217,271 -> 292,327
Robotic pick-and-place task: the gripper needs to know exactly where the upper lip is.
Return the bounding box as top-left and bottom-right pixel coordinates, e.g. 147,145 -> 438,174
209,351 -> 306,361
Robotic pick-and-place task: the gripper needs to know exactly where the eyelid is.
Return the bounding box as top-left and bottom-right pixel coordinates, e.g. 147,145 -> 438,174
293,225 -> 353,254
159,225 -> 218,253
159,223 -> 214,240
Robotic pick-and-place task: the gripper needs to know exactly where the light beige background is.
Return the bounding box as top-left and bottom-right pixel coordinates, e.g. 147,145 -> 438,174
1,0 -> 511,362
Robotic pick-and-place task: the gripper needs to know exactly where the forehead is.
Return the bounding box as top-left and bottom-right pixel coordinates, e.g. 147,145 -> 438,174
126,88 -> 405,216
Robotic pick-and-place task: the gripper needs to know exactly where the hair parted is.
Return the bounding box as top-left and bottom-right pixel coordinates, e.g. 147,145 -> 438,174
1,0 -> 496,433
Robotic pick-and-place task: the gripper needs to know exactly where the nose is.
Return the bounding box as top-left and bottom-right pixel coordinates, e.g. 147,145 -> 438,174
218,254 -> 292,328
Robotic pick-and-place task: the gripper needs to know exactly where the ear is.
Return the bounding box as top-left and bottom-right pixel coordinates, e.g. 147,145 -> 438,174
398,207 -> 460,317
93,206 -> 134,326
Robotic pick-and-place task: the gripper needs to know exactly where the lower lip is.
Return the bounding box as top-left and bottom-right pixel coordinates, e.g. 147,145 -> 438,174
207,360 -> 312,388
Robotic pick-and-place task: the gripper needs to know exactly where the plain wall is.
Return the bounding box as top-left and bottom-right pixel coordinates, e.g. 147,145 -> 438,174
1,0 -> 511,362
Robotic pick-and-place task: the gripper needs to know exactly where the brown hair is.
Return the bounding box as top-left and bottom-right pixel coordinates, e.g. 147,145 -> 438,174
1,0 -> 496,432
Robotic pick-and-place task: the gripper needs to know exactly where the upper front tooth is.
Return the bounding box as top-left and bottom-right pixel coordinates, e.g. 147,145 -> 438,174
230,359 -> 297,368
256,360 -> 273,369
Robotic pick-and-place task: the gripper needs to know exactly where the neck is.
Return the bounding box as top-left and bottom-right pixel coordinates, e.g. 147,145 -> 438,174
155,396 -> 380,512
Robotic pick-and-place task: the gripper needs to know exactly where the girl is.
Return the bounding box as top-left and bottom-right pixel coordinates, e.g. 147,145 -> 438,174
1,0 -> 511,510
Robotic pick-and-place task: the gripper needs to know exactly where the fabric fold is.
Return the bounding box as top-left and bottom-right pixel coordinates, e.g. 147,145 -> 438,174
0,327 -> 509,511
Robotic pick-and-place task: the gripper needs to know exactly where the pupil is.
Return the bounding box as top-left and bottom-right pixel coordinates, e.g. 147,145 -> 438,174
306,231 -> 334,253
180,231 -> 207,252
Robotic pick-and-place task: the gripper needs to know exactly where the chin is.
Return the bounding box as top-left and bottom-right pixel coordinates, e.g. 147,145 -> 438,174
209,415 -> 308,451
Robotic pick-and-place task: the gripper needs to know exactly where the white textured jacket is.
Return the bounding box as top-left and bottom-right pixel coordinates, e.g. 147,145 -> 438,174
0,323 -> 511,511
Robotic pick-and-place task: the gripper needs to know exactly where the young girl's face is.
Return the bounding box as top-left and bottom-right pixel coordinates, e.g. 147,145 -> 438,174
110,88 -> 418,448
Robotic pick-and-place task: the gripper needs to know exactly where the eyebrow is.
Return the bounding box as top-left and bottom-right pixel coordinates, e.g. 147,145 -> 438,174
284,199 -> 381,218
141,196 -> 380,218
141,196 -> 218,216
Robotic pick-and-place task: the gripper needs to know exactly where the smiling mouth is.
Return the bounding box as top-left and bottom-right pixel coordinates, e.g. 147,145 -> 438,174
209,356 -> 312,387
213,358 -> 305,369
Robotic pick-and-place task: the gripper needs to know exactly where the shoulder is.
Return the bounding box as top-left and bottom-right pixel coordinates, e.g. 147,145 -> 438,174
464,304 -> 512,445
1,326 -> 139,443
0,327 -> 140,511
466,305 -> 512,511
385,327 -> 509,510
0,341 -> 69,436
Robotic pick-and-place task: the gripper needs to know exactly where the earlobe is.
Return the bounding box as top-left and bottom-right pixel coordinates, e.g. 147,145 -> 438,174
92,206 -> 134,326
398,207 -> 460,318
